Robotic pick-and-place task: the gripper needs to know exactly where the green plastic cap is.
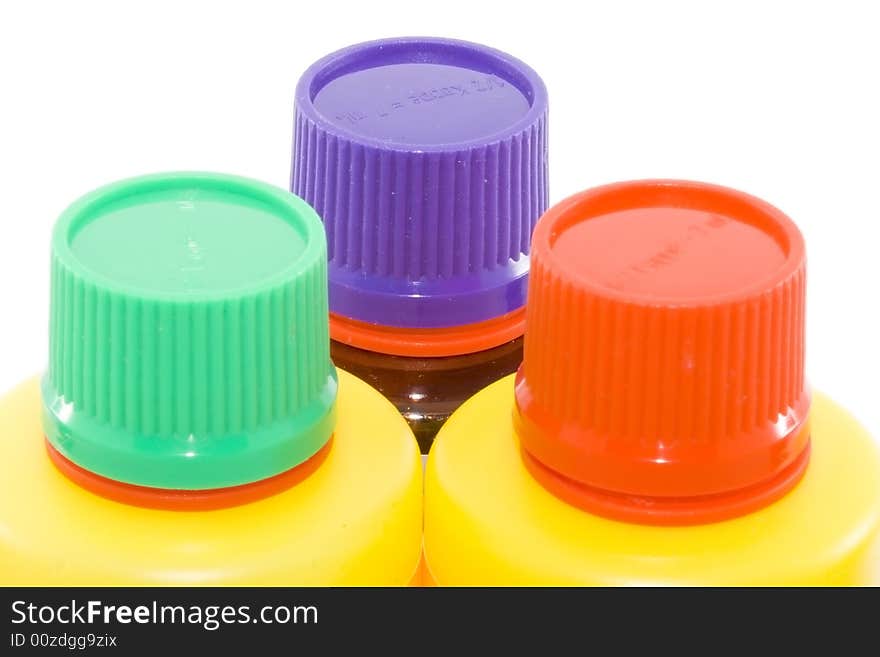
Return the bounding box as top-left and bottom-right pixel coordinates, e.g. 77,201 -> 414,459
41,172 -> 337,490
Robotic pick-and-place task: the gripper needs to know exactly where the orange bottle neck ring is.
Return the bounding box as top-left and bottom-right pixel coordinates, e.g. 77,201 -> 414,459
45,438 -> 331,511
515,375 -> 813,526
521,441 -> 811,526
329,308 -> 526,358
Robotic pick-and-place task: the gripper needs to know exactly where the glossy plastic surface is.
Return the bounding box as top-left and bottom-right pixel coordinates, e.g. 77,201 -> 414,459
292,37 -> 548,331
424,376 -> 880,586
44,439 -> 332,511
42,172 -> 336,490
516,180 -> 809,523
329,308 -> 526,358
1,370 -> 423,585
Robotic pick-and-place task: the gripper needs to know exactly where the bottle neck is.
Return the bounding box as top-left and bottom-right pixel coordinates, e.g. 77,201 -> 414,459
329,307 -> 526,357
44,438 -> 331,511
520,440 -> 811,526
516,375 -> 813,526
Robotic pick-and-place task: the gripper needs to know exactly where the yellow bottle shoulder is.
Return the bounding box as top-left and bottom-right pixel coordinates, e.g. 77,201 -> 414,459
0,369 -> 423,586
425,375 -> 880,585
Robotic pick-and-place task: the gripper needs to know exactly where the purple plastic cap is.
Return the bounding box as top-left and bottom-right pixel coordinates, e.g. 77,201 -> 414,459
292,37 -> 549,329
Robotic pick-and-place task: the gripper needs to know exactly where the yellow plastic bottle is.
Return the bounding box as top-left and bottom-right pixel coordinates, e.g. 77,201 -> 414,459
424,180 -> 880,585
0,172 -> 422,585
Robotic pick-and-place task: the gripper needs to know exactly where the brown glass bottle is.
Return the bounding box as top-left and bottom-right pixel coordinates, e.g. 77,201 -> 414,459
331,338 -> 524,454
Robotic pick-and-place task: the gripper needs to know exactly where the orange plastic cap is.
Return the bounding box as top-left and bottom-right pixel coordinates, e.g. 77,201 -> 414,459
514,180 -> 810,525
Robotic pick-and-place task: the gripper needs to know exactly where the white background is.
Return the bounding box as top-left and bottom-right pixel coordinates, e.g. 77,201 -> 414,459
1,0 -> 878,440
